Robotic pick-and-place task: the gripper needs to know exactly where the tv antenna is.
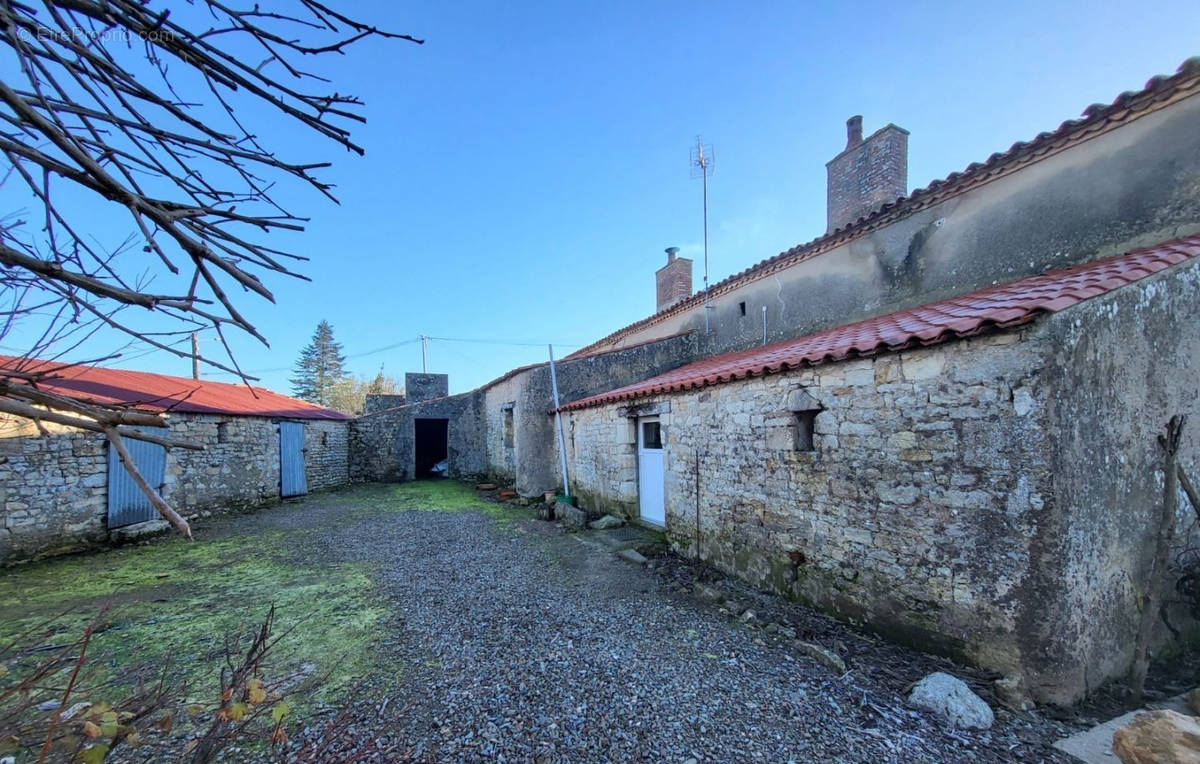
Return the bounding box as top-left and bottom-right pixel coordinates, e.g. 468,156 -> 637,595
690,136 -> 715,333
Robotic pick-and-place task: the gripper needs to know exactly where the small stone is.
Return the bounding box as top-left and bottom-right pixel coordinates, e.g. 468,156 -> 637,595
693,583 -> 723,602
618,549 -> 647,565
35,700 -> 60,711
994,675 -> 1032,711
475,483 -> 497,491
738,609 -> 757,623
796,642 -> 846,674
778,626 -> 797,640
907,672 -> 994,730
1187,687 -> 1200,716
588,514 -> 625,530
1112,709 -> 1200,764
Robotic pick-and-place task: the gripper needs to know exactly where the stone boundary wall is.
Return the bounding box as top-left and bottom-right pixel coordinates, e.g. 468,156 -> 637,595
0,414 -> 350,564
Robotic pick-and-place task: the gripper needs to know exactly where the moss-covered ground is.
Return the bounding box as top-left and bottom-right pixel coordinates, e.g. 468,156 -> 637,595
0,480 -> 512,711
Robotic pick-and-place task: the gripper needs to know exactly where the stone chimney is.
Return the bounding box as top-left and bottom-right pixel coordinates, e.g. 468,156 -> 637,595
825,116 -> 909,233
656,247 -> 693,312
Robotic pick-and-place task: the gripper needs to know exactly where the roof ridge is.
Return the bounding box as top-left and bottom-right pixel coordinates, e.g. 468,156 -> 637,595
559,232 -> 1200,412
566,56 -> 1200,360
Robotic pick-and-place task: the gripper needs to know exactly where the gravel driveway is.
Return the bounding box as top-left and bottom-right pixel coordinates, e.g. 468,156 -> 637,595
263,482 -> 1076,763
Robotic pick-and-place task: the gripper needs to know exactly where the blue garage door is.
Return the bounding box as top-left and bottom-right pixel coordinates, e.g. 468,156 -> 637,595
107,437 -> 167,528
280,421 -> 307,497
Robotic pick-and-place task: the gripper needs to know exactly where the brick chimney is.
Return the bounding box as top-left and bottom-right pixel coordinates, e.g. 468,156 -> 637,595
825,116 -> 909,233
656,247 -> 692,312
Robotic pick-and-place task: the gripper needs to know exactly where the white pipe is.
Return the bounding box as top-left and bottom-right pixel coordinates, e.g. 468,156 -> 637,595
762,305 -> 768,345
548,344 -> 570,498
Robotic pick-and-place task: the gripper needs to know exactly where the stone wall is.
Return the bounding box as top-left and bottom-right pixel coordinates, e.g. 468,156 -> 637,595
303,419 -> 351,490
350,392 -> 486,482
0,417 -> 108,562
481,376 -> 519,485
561,259 -> 1200,704
405,373 -> 449,404
565,331 -> 1055,689
1,414 -> 351,564
1032,257 -> 1200,701
480,332 -> 699,496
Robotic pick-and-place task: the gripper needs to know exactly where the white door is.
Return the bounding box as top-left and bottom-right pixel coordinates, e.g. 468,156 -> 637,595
637,416 -> 665,526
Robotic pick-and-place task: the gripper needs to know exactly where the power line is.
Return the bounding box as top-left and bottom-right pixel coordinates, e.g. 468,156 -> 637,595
425,335 -> 583,348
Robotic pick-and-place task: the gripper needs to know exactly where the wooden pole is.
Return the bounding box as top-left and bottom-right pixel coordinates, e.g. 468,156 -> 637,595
1127,414 -> 1186,706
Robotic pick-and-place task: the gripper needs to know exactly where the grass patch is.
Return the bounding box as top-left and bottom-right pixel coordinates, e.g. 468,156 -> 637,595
0,519 -> 387,711
342,479 -> 522,526
0,479 -> 517,729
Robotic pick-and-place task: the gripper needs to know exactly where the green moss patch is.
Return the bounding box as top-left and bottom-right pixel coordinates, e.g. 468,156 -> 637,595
341,479 -> 522,526
0,512 -> 386,710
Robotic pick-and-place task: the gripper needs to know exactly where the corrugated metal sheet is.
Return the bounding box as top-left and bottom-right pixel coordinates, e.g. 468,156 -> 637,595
0,357 -> 349,421
561,233 -> 1200,412
279,421 -> 307,497
107,437 -> 166,528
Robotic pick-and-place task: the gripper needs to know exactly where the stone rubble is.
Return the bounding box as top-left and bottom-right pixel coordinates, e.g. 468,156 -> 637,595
907,672 -> 995,730
1111,709 -> 1200,764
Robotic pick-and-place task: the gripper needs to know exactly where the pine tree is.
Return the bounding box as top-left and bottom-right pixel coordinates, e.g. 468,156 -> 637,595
291,321 -> 347,406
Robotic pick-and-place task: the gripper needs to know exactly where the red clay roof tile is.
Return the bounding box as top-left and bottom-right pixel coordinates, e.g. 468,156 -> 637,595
560,233 -> 1200,412
0,356 -> 350,420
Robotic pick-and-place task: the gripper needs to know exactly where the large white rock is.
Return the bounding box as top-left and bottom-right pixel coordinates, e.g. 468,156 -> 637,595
907,672 -> 994,730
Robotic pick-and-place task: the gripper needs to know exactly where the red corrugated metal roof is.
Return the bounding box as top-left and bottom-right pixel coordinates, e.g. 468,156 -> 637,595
560,233 -> 1200,412
565,56 -> 1200,360
0,356 -> 350,420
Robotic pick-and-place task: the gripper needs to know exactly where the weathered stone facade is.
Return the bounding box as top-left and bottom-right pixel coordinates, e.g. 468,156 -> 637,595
0,413 -> 350,564
562,260 -> 1200,705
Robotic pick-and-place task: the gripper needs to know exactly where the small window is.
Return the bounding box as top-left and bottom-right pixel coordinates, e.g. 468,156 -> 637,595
794,410 -> 817,451
641,421 -> 663,449
503,407 -> 514,448
321,431 -> 330,447
217,421 -> 230,444
739,301 -> 747,316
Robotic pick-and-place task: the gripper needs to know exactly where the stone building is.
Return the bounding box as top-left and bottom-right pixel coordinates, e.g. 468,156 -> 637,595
351,58 -> 1200,704
558,236 -> 1200,705
0,358 -> 350,564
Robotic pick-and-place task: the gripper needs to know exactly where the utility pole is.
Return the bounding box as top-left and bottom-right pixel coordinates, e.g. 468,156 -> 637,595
191,331 -> 200,379
548,344 -> 570,498
420,335 -> 428,373
690,137 -> 715,333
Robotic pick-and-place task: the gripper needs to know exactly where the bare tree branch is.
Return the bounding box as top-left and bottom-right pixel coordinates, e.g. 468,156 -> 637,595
0,0 -> 419,534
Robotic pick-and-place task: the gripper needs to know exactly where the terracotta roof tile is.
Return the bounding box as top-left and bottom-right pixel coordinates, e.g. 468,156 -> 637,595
566,56 -> 1200,360
560,233 -> 1200,412
0,356 -> 350,420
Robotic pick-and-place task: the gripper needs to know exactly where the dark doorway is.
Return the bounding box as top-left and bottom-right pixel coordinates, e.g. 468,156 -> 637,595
414,418 -> 449,478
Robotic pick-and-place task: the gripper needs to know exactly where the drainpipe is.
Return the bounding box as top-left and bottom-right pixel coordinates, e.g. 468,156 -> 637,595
762,305 -> 768,346
548,344 -> 570,498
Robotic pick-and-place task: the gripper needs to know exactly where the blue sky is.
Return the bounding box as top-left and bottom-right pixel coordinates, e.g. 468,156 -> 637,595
5,1 -> 1200,395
